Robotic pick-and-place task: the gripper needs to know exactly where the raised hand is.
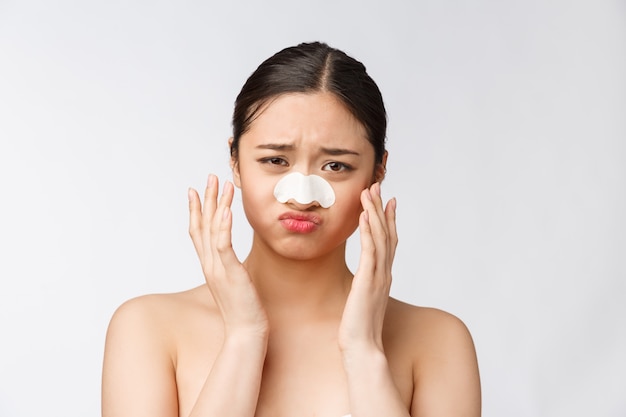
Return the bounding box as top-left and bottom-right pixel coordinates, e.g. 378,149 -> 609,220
339,182 -> 397,353
188,174 -> 268,336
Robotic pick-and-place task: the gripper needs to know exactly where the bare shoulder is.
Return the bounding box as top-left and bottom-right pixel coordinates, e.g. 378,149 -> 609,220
107,287 -> 207,338
110,285 -> 210,320
102,286 -> 215,417
385,298 -> 481,416
105,285 -> 219,355
386,298 -> 476,351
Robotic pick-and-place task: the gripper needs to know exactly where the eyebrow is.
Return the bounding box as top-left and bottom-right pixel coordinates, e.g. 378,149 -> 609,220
256,143 -> 360,156
320,147 -> 360,156
256,143 -> 295,151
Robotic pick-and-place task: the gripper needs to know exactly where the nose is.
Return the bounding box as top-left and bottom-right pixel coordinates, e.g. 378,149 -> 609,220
273,172 -> 336,208
286,177 -> 322,208
285,198 -> 321,210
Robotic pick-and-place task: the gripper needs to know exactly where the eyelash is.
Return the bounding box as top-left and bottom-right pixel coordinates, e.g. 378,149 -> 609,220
322,161 -> 353,172
258,158 -> 353,172
259,157 -> 288,166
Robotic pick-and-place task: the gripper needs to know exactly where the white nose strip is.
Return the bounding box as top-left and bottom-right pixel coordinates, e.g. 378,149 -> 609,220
273,172 -> 336,208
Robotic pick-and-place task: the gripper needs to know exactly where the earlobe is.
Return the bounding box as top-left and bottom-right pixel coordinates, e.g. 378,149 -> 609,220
232,161 -> 241,188
374,151 -> 389,183
228,137 -> 242,188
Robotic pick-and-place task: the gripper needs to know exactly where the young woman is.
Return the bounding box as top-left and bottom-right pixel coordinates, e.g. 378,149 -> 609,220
102,42 -> 481,417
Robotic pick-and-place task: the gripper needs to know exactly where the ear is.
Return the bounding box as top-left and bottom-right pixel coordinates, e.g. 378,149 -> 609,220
228,137 -> 242,188
373,151 -> 388,183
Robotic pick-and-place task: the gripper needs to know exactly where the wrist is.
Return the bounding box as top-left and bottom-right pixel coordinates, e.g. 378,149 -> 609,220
224,325 -> 269,348
340,342 -> 386,368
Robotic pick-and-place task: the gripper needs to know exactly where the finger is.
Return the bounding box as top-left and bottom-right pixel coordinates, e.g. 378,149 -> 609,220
385,197 -> 398,269
362,183 -> 387,239
217,181 -> 235,213
210,181 -> 235,272
201,175 -> 220,275
202,174 -> 219,233
369,184 -> 397,272
369,182 -> 388,235
370,182 -> 385,212
188,187 -> 204,258
356,194 -> 376,281
210,181 -> 234,242
361,186 -> 388,271
215,205 -> 243,272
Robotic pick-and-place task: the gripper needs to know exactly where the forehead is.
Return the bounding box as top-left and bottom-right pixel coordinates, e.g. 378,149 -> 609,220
240,92 -> 371,152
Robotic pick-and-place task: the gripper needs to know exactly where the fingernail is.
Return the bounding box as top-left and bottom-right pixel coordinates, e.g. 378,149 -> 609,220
374,182 -> 381,196
187,188 -> 193,201
208,174 -> 216,188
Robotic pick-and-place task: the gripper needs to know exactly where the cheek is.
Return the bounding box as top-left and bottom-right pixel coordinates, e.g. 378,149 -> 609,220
241,181 -> 274,209
327,187 -> 365,241
332,184 -> 365,218
240,187 -> 270,233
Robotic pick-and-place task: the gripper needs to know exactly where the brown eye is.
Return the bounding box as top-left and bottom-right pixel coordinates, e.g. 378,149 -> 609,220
322,162 -> 351,172
260,157 -> 288,166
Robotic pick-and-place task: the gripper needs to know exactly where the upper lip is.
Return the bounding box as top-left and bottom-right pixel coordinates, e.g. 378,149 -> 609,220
278,211 -> 322,225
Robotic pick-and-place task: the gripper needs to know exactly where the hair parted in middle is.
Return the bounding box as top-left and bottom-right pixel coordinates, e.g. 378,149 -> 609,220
231,42 -> 387,165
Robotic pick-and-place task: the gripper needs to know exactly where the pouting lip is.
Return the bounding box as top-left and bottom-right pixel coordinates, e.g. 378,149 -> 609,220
278,211 -> 322,225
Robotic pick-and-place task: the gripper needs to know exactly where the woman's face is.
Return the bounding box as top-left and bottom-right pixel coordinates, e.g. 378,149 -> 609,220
233,92 -> 383,260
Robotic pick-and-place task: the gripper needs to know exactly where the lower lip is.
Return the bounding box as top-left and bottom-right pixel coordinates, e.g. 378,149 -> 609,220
280,219 -> 319,233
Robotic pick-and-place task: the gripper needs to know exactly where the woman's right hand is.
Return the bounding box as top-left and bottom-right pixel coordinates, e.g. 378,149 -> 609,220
188,174 -> 268,337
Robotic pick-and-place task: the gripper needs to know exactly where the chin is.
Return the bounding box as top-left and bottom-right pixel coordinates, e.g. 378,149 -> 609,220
275,242 -> 326,261
274,236 -> 348,262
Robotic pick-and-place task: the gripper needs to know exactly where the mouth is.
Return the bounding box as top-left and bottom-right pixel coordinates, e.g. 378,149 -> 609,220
278,211 -> 322,233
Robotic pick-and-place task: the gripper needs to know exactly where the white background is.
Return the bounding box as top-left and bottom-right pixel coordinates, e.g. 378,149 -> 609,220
1,1 -> 625,416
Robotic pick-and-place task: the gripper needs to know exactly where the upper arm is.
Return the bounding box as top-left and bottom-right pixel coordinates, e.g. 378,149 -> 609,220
410,310 -> 481,417
102,297 -> 179,417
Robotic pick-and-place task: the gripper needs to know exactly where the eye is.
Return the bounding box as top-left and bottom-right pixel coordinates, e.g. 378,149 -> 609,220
260,157 -> 288,166
322,161 -> 352,172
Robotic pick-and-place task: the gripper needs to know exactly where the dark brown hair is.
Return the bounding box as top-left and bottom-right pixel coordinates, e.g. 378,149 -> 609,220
231,42 -> 387,164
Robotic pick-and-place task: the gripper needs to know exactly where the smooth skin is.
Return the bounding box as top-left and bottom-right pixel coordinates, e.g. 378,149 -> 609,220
102,92 -> 481,417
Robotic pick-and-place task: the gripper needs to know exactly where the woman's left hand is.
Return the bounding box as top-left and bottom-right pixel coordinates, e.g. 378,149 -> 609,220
339,182 -> 398,354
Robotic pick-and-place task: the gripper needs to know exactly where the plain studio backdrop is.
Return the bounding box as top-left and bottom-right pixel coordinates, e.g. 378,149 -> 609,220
0,1 -> 624,416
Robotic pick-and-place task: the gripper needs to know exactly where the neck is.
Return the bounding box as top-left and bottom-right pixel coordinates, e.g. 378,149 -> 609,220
243,234 -> 353,321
